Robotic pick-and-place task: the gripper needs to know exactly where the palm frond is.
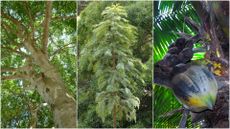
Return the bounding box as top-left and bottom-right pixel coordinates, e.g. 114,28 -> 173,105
153,1 -> 201,128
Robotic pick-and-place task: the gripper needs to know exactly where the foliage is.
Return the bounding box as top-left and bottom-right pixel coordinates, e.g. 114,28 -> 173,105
1,1 -> 76,127
78,1 -> 152,63
1,80 -> 54,127
153,1 -> 202,128
78,1 -> 152,128
80,3 -> 143,125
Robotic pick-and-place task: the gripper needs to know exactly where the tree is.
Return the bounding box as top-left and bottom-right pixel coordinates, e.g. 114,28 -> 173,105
78,1 -> 152,128
1,1 -> 76,127
79,4 -> 146,128
154,1 -> 229,128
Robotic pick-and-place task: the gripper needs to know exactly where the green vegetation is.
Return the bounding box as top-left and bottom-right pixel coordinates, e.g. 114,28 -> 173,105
153,1 -> 201,128
1,1 -> 76,127
78,1 -> 152,128
3,1 -> 227,128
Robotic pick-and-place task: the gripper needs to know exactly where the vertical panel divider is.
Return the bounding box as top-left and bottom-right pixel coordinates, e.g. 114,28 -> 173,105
76,1 -> 78,128
152,0 -> 154,128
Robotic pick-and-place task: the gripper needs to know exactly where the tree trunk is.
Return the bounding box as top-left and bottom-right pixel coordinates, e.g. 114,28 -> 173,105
31,75 -> 76,127
1,1 -> 76,127
24,39 -> 76,127
112,50 -> 117,128
113,105 -> 117,128
188,1 -> 229,127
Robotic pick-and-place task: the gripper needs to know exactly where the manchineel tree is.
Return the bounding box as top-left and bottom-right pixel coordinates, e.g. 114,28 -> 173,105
154,1 -> 229,128
80,4 -> 145,128
1,1 -> 76,128
78,1 -> 152,128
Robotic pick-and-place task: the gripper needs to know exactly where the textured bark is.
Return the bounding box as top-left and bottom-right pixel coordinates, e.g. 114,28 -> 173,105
30,73 -> 76,127
191,1 -> 229,60
2,43 -> 77,128
190,4 -> 229,127
42,1 -> 52,57
25,41 -> 76,127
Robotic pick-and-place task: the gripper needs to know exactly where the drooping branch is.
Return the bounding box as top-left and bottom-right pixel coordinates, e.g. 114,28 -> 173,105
42,1 -> 53,56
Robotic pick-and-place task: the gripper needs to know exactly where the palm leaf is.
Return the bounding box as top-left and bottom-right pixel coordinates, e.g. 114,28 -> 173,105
153,1 -> 202,128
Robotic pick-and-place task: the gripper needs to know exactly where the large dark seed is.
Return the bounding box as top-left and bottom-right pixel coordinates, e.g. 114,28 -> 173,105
168,47 -> 180,54
165,54 -> 180,66
175,38 -> 186,48
179,48 -> 193,63
172,63 -> 190,75
185,40 -> 194,49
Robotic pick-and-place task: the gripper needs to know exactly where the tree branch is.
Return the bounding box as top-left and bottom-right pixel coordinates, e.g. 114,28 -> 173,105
184,17 -> 200,32
22,2 -> 36,40
2,46 -> 29,57
2,19 -> 38,61
42,1 -> 53,56
52,15 -> 76,21
1,11 -> 26,32
2,20 -> 38,56
159,107 -> 184,118
1,73 -> 30,80
49,43 -> 74,60
174,32 -> 192,39
191,1 -> 210,32
1,66 -> 31,73
179,108 -> 190,128
1,21 -> 22,37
